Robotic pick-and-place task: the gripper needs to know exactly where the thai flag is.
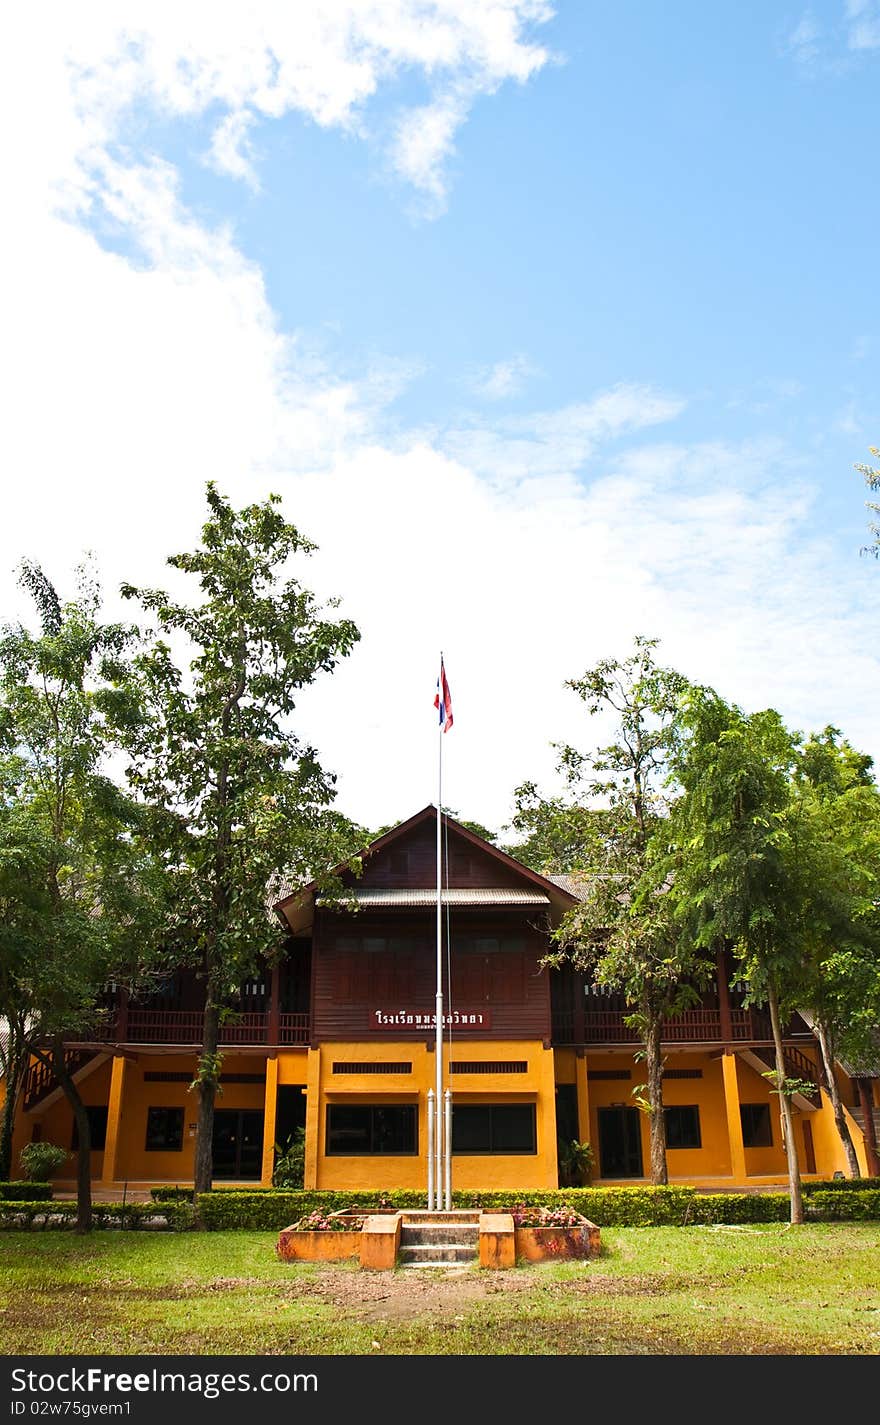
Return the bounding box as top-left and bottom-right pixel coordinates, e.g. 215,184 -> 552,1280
434,658 -> 453,732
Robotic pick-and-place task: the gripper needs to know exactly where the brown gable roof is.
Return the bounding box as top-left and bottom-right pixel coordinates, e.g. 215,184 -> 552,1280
272,804 -> 579,933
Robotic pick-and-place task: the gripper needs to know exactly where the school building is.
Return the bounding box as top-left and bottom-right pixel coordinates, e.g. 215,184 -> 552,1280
9,806 -> 880,1191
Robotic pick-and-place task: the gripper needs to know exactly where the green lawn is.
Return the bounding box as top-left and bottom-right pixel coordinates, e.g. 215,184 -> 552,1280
1,1225 -> 879,1355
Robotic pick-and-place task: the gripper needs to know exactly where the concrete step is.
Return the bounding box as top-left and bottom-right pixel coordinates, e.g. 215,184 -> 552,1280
397,1243 -> 477,1266
399,1223 -> 478,1247
400,1211 -> 480,1225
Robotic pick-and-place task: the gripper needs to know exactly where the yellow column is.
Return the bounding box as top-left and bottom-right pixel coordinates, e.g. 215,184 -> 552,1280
260,1055 -> 279,1187
575,1053 -> 591,1152
540,1046 -> 559,1187
304,1046 -> 321,1189
721,1051 -> 747,1184
100,1055 -> 129,1186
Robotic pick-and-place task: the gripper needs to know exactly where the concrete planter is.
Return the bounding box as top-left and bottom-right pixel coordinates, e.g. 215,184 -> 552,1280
277,1212 -> 367,1262
514,1220 -> 600,1262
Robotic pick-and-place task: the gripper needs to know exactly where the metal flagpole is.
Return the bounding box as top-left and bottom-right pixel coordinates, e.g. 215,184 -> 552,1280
435,665 -> 444,1211
426,1090 -> 435,1211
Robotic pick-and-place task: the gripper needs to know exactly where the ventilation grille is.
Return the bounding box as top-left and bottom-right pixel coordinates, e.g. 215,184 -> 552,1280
449,1061 -> 527,1075
663,1068 -> 704,1080
331,1061 -> 412,1075
588,1069 -> 631,1081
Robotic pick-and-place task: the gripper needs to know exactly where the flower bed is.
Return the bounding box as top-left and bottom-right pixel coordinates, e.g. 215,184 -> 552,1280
276,1209 -> 368,1263
510,1204 -> 600,1262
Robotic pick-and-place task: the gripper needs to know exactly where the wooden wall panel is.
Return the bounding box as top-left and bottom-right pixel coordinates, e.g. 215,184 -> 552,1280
312,911 -> 552,1042
350,821 -> 528,891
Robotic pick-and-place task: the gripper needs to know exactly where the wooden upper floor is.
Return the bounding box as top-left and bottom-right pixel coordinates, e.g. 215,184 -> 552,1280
69,808 -> 818,1057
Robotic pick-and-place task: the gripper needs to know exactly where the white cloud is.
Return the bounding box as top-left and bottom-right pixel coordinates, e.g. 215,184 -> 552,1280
846,0 -> 880,49
2,3 -> 880,840
7,2 -> 552,217
784,3 -> 880,64
441,385 -> 686,492
283,433 -> 880,832
786,12 -> 822,65
471,354 -> 536,400
206,109 -> 260,189
389,93 -> 467,211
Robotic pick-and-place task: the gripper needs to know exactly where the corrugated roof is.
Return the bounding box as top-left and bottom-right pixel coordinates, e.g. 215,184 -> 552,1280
314,888 -> 550,907
547,872 -> 591,902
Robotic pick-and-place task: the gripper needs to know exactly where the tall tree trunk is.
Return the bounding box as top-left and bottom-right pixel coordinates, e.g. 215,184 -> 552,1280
193,728 -> 235,1211
0,1043 -> 26,1181
814,1019 -> 860,1178
856,1079 -> 880,1178
50,1039 -> 92,1234
193,982 -> 222,1206
767,983 -> 803,1224
644,1001 -> 668,1186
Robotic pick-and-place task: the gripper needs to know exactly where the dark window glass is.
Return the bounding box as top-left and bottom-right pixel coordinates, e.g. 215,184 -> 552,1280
325,1105 -> 417,1155
740,1103 -> 773,1148
664,1105 -> 701,1149
453,935 -> 526,955
70,1106 -> 108,1151
451,1104 -> 536,1155
145,1106 -> 184,1152
452,1105 -> 492,1153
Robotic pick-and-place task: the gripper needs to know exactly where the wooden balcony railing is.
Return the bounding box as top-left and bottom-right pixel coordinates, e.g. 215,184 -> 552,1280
552,1006 -> 804,1046
86,1008 -> 311,1047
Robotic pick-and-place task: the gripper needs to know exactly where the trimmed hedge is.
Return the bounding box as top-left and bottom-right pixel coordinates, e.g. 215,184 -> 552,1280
4,1186 -> 877,1231
686,1193 -> 789,1224
802,1178 -> 880,1194
197,1190 -> 422,1230
807,1190 -> 880,1221
0,1199 -> 194,1231
196,1185 -> 698,1230
150,1185 -> 278,1203
0,1182 -> 53,1202
194,1184 -> 880,1230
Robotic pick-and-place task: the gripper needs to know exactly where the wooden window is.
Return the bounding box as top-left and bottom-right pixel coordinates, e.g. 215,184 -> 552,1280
325,1105 -> 417,1155
449,1061 -> 528,1075
451,934 -> 527,1004
451,1104 -> 536,1155
331,1062 -> 412,1075
70,1106 -> 108,1151
740,1103 -> 773,1148
330,935 -> 416,1002
664,1105 -> 701,1149
145,1107 -> 184,1152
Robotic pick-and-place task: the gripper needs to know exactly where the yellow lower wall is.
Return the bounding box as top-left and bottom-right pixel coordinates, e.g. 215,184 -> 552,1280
309,1040 -> 558,1192
8,1038 -> 876,1189
11,1057 -> 113,1184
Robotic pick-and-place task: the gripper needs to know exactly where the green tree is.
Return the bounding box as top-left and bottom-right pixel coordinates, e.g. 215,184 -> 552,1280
793,728 -> 880,1177
121,484 -> 360,1198
668,692 -> 822,1221
0,563 -> 163,1229
0,793 -> 55,1180
536,636 -> 708,1185
856,445 -> 880,557
505,783 -> 600,874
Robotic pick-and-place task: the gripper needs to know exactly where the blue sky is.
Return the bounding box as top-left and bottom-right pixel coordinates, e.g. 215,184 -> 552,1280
3,2 -> 880,833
